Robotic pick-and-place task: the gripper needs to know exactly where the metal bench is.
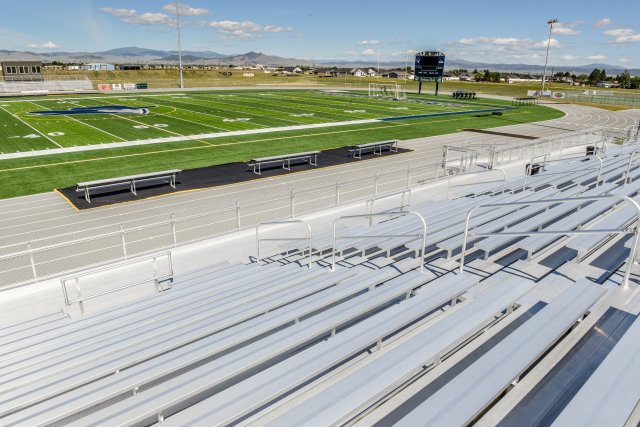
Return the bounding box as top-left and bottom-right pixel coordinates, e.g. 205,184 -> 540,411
159,274 -> 529,426
396,280 -> 604,427
566,204 -> 637,261
61,271 -> 467,426
249,151 -> 319,175
266,276 -> 534,427
0,264 -> 332,384
0,267 -> 376,421
76,169 -> 181,202
552,314 -> 640,427
351,139 -> 399,159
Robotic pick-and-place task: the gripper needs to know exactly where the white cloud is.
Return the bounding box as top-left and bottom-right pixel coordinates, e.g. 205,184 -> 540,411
162,2 -> 209,16
552,27 -> 579,36
534,38 -> 561,48
358,40 -> 380,45
361,48 -> 377,56
100,7 -> 175,26
587,54 -> 606,60
390,49 -> 417,57
595,18 -> 612,28
604,27 -> 640,44
456,36 -> 560,48
562,54 -> 579,61
207,20 -> 292,39
619,58 -> 630,63
604,28 -> 635,37
458,37 -> 522,46
100,7 -> 136,18
27,41 -> 59,49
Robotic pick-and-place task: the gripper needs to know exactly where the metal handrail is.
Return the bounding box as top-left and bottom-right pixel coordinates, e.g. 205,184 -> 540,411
446,168 -> 507,198
256,220 -> 313,268
60,251 -> 173,314
458,195 -> 640,287
332,211 -> 427,273
624,149 -> 640,187
522,154 -> 603,192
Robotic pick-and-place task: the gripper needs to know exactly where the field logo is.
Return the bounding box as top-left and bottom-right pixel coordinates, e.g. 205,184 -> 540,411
29,105 -> 155,116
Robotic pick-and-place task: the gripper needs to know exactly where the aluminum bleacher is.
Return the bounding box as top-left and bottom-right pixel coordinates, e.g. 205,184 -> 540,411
3,134 -> 640,426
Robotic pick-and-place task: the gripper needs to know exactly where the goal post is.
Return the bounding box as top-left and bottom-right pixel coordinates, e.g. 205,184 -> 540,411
368,83 -> 406,100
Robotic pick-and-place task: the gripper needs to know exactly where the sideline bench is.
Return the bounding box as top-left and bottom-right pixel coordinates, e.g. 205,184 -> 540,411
513,97 -> 539,106
351,140 -> 399,159
76,169 -> 181,202
249,151 -> 319,175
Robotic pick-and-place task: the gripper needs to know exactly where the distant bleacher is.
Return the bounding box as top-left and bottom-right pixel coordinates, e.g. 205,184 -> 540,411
0,75 -> 93,94
3,135 -> 640,425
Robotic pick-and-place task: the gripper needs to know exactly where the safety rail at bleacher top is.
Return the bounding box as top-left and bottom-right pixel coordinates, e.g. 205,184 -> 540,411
60,252 -> 173,315
458,194 -> 640,287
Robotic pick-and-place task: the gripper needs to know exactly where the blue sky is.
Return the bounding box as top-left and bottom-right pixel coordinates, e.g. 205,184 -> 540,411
1,0 -> 639,67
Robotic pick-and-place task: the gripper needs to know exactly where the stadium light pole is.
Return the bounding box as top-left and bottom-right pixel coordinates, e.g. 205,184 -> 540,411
175,0 -> 184,88
541,19 -> 558,94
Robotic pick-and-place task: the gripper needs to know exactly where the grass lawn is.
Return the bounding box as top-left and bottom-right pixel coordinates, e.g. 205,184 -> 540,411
0,89 -> 563,199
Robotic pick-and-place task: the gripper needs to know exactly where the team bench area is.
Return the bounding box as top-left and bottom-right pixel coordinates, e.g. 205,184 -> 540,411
351,140 -> 399,159
76,170 -> 181,203
249,151 -> 320,175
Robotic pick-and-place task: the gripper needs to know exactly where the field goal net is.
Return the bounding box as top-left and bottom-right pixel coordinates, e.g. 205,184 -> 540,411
368,83 -> 407,100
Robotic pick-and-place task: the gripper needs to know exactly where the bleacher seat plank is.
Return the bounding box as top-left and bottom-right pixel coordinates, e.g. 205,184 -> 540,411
394,281 -> 604,427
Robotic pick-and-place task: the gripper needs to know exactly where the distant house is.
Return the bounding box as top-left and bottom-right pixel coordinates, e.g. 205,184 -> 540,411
351,68 -> 367,77
119,64 -> 143,71
382,70 -> 413,79
459,74 -> 473,81
367,68 -> 379,77
283,66 -> 303,74
83,63 -> 115,71
442,73 -> 460,81
596,81 -> 612,88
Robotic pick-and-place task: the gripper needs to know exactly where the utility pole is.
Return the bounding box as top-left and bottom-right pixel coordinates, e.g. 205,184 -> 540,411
541,19 -> 558,94
175,0 -> 184,88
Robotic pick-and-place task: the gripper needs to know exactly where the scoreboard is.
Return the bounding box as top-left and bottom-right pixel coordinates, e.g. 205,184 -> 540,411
414,51 -> 445,81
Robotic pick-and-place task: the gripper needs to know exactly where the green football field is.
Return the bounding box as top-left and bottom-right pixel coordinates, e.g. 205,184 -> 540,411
0,89 -> 564,198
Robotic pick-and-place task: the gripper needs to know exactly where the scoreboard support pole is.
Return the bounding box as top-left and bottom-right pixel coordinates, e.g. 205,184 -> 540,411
435,79 -> 439,96
418,81 -> 422,95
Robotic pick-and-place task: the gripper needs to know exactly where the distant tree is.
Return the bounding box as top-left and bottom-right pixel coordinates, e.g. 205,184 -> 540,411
619,70 -> 632,88
601,69 -> 607,81
482,69 -> 491,82
588,68 -> 601,85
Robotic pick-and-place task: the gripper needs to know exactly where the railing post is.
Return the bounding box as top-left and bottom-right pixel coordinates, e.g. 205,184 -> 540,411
170,213 -> 177,248
120,223 -> 127,260
27,242 -> 38,281
335,179 -> 340,206
290,189 -> 295,218
373,172 -> 379,198
459,207 -> 477,274
235,200 -> 241,230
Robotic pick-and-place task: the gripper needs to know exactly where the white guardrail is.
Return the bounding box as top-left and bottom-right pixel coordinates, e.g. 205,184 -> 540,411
0,128 -> 625,290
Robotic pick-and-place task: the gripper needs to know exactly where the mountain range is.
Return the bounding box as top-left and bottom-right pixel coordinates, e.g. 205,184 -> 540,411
0,47 -> 638,75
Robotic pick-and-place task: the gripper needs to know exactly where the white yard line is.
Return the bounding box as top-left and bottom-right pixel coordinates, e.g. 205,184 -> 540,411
0,105 -> 62,148
0,118 -> 382,160
27,101 -> 127,142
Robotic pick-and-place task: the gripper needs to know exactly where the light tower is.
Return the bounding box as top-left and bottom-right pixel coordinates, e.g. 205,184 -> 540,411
541,19 -> 558,94
175,0 -> 184,88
